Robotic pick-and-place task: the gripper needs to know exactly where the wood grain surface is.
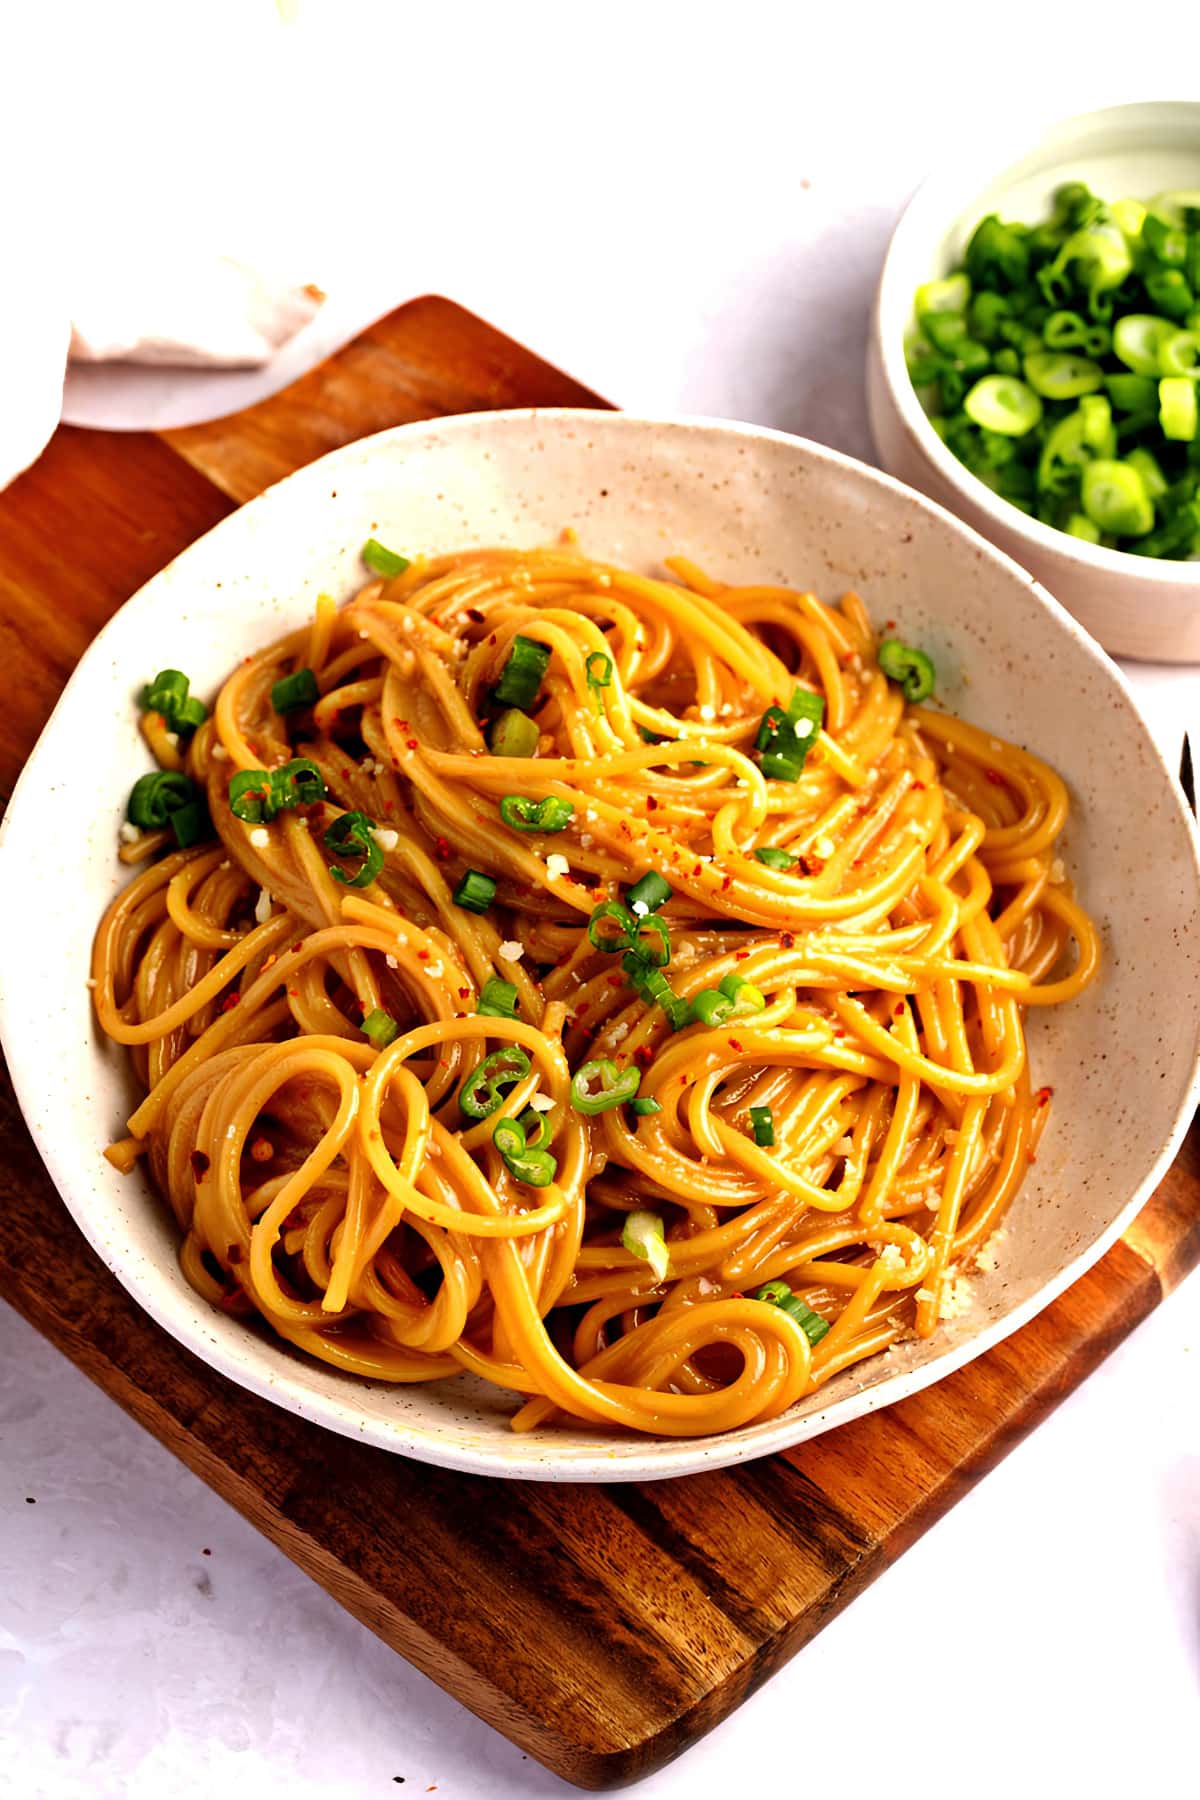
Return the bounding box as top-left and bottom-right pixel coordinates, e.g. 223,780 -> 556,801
1,295 -> 1196,1789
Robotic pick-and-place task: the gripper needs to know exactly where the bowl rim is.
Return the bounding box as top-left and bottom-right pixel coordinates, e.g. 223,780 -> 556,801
875,97 -> 1200,585
3,404 -> 1199,1482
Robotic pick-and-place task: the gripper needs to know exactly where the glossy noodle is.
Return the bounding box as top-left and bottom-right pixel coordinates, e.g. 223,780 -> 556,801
91,545 -> 1100,1436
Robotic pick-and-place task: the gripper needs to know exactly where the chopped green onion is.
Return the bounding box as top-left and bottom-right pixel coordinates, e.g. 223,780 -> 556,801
877,640 -> 936,703
751,1279 -> 830,1345
626,871 -> 672,916
629,1096 -> 662,1117
139,669 -> 207,734
166,799 -> 211,848
228,769 -> 273,824
499,794 -> 574,832
229,758 -> 325,824
1080,460 -> 1154,537
621,952 -> 690,1030
570,1059 -> 641,1115
453,869 -> 496,913
1125,446 -> 1168,500
362,1008 -> 399,1049
621,1210 -> 670,1282
963,374 -> 1042,436
749,1104 -> 775,1147
362,538 -> 410,578
127,769 -> 197,830
754,846 -> 796,871
1113,314 -> 1173,376
1022,352 -> 1104,399
1066,513 -> 1102,543
271,667 -> 319,713
477,977 -> 519,1019
494,635 -> 551,709
717,972 -> 766,1015
1105,373 -> 1158,413
755,686 -> 825,782
491,1113 -> 557,1187
323,811 -> 383,887
587,901 -> 637,952
1160,376 -> 1198,442
690,988 -> 733,1028
460,1046 -> 531,1120
488,708 -> 540,758
586,651 -> 613,690
915,273 -> 970,318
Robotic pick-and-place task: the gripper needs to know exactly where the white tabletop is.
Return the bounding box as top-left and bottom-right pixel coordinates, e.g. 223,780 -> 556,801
5,5 -> 1198,1796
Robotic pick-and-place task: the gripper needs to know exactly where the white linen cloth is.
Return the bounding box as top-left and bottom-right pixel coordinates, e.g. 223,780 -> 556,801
1,253 -> 322,490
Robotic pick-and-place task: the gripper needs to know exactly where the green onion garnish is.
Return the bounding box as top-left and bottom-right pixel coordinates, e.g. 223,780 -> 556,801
587,900 -> 638,952
754,846 -> 796,871
229,759 -> 325,824
621,952 -> 690,1031
877,640 -> 936,704
488,708 -> 540,758
271,667 -> 320,713
749,1104 -> 775,1147
362,1008 -> 399,1049
907,181 -> 1200,557
494,635 -> 551,710
477,977 -> 519,1019
570,1058 -> 641,1115
586,651 -> 613,690
626,871 -> 672,916
139,669 -> 207,734
621,1210 -> 670,1282
752,1278 -> 830,1345
323,811 -> 383,888
690,988 -> 733,1028
499,795 -> 574,832
491,1113 -> 557,1187
166,799 -> 211,848
363,538 -> 411,578
459,1046 -> 531,1120
126,771 -> 212,848
755,687 -> 825,783
453,869 -> 496,913
718,972 -> 766,1016
629,1096 -> 662,1117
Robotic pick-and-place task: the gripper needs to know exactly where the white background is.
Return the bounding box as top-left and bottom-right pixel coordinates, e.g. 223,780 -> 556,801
2,3 -> 1198,1795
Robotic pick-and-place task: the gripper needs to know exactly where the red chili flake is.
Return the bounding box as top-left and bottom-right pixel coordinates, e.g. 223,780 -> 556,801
290,943 -> 303,953
190,1150 -> 210,1182
894,1003 -> 905,1016
406,739 -> 419,751
721,874 -> 733,890
1027,1149 -> 1038,1163
780,931 -> 795,949
833,1027 -> 845,1038
434,836 -> 452,862
984,768 -> 1005,785
765,715 -> 780,733
227,1244 -> 243,1265
885,619 -> 897,630
727,1037 -> 743,1052
417,949 -> 430,961
288,987 -> 299,996
634,1045 -> 655,1069
466,608 -> 485,624
1035,1086 -> 1054,1106
607,975 -> 625,988
218,1288 -> 249,1314
458,986 -> 471,1000
912,781 -> 926,791
692,864 -> 703,878
852,857 -> 864,867
647,796 -> 659,812
735,950 -> 750,961
220,993 -> 240,1012
575,1001 -> 592,1016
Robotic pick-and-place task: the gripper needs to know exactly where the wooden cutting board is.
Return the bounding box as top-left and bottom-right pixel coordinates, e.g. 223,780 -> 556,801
1,296 -> 1197,1790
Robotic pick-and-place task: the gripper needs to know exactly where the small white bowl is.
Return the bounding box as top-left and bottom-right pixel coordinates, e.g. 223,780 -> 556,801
2,410 -> 1198,1482
868,100 -> 1200,663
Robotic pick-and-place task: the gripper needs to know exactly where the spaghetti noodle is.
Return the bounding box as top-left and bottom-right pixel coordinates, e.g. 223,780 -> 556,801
91,545 -> 1099,1436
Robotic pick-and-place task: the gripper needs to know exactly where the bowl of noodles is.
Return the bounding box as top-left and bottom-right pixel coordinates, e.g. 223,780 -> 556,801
1,410 -> 1197,1481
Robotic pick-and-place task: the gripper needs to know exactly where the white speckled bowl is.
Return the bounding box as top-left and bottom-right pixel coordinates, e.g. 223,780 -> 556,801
1,410 -> 1197,1481
867,100 -> 1200,663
